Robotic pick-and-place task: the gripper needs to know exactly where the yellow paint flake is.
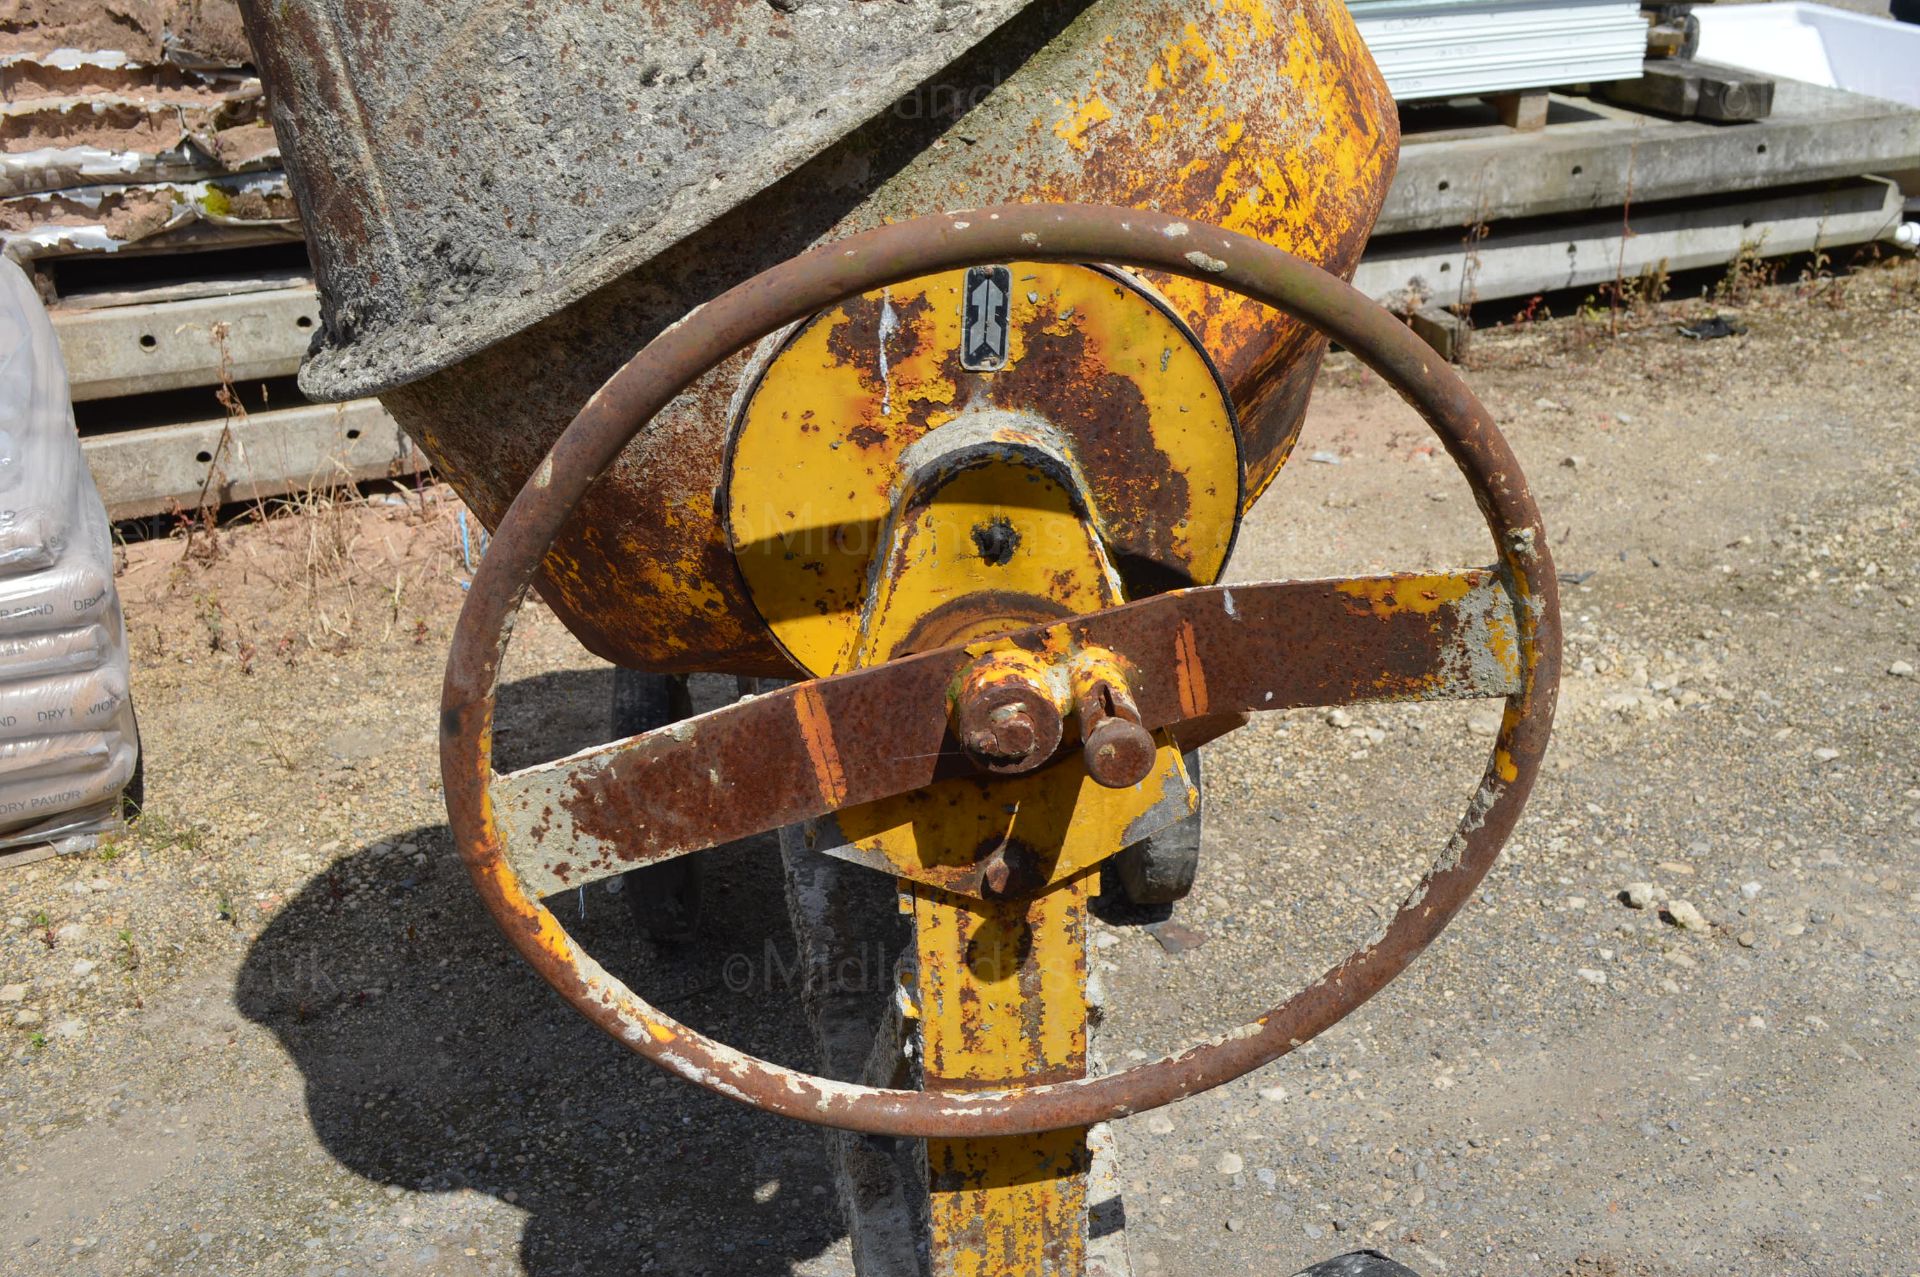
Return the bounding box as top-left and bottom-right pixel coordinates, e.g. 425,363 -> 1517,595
1217,0 -> 1280,41
1336,573 -> 1476,617
1486,610 -> 1519,677
1053,94 -> 1114,152
1495,747 -> 1520,784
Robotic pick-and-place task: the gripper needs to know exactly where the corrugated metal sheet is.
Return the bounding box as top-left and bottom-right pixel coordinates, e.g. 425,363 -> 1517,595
0,8 -> 298,265
1351,0 -> 1647,101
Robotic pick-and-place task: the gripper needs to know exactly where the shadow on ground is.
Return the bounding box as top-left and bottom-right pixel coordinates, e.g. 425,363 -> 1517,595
237,670 -> 848,1276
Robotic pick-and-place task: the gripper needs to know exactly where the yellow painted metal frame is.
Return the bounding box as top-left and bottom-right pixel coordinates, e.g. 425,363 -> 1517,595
727,262 -> 1241,677
834,436 -> 1191,1274
724,252 -> 1243,1272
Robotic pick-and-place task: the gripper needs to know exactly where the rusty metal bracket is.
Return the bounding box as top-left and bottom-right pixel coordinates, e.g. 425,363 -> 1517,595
440,204 -> 1561,1140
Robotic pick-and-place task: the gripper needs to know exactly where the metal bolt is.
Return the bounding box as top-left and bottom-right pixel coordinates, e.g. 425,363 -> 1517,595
984,704 -> 1037,758
963,703 -> 1043,766
1083,715 -> 1156,788
977,838 -> 1039,899
965,709 -> 1037,762
1076,678 -> 1156,789
952,658 -> 1064,775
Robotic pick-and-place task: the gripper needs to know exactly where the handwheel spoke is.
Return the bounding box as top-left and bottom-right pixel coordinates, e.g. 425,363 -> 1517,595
492,567 -> 1520,898
1122,567 -> 1525,722
493,656 -> 964,898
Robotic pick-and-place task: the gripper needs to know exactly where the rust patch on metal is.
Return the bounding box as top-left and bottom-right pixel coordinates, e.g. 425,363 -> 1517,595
1173,618 -> 1208,720
793,682 -> 850,807
725,261 -> 1242,677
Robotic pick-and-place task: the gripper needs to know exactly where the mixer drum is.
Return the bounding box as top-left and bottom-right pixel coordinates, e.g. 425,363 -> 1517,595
241,0 -> 1398,674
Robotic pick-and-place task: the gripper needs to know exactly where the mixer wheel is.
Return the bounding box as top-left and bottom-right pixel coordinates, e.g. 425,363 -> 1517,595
1110,750 -> 1202,906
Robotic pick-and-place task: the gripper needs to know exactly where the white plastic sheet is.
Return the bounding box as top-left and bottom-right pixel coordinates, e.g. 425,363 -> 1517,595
0,258 -> 139,851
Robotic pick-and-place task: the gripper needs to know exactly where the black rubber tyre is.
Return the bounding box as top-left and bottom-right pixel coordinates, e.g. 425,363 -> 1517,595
1109,749 -> 1202,905
612,669 -> 703,942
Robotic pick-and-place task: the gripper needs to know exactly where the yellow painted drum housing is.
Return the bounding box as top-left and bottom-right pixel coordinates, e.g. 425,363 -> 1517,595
726,262 -> 1242,676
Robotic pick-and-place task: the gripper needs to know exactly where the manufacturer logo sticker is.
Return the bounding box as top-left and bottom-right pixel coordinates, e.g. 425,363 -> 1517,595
961,265 -> 1012,371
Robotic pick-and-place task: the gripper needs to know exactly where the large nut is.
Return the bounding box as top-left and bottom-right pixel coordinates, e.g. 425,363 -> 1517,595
951,653 -> 1065,774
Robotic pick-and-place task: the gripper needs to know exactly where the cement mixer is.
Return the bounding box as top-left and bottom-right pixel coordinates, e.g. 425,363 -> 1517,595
241,3 -> 1560,1272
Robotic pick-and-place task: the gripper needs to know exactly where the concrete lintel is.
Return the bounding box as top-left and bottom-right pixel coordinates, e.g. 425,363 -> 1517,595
53,285 -> 319,401
1382,81 -> 1920,236
82,398 -> 425,520
1359,176 -> 1904,312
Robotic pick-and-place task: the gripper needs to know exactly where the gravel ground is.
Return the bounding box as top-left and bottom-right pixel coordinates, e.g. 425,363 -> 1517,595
0,258 -> 1915,1277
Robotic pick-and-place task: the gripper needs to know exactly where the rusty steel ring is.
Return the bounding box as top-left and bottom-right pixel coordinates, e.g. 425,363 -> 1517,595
441,204 -> 1561,1139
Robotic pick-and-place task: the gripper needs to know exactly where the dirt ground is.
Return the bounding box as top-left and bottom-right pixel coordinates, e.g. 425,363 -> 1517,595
0,257 -> 1916,1277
